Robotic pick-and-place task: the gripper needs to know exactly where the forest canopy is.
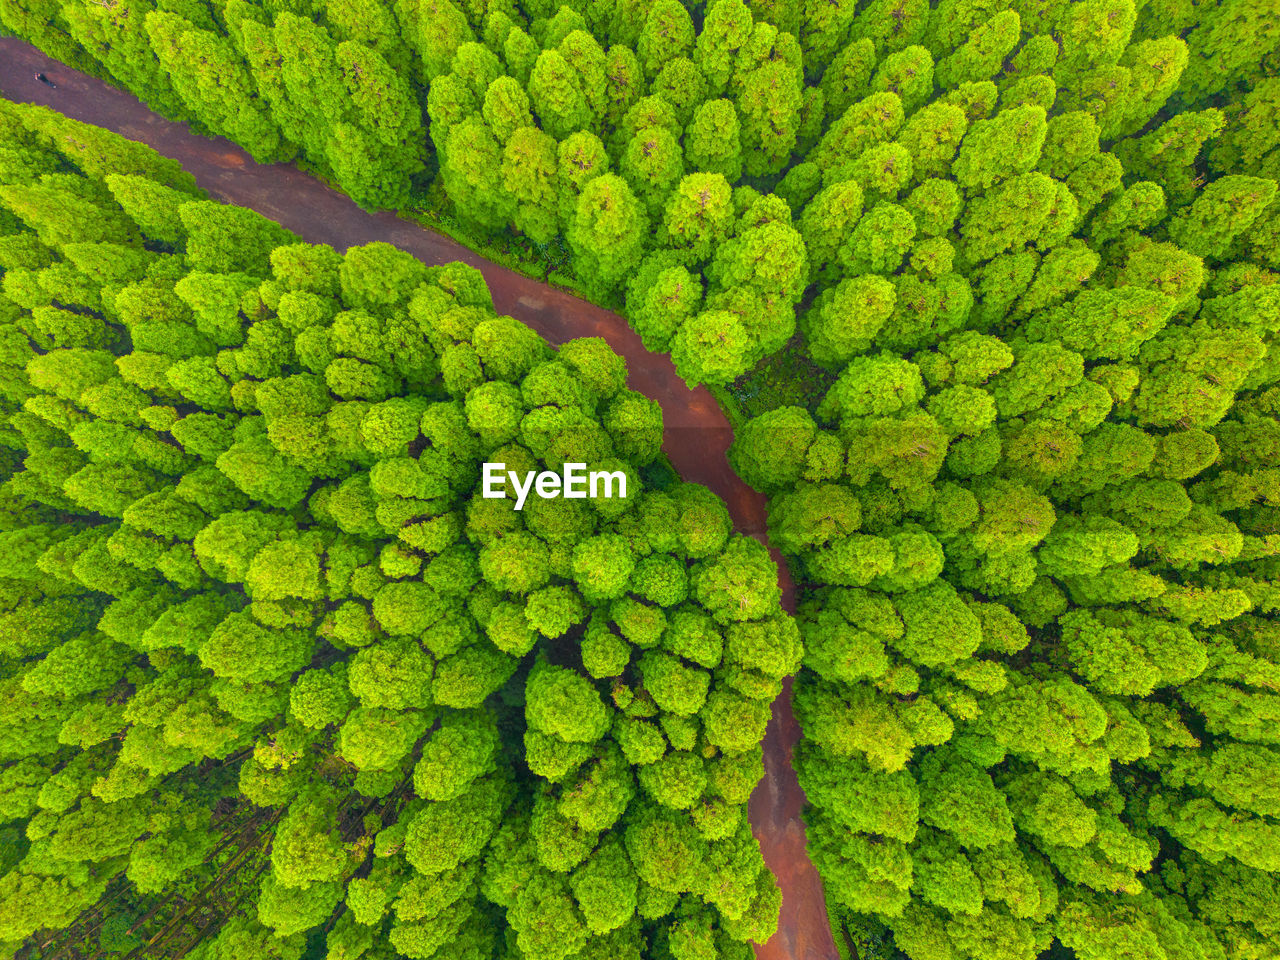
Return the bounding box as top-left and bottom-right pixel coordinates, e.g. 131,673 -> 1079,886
2,0 -> 1280,956
3,0 -> 1275,387
0,99 -> 795,960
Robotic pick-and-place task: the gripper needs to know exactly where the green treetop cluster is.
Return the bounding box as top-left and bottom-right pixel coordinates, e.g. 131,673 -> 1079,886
0,98 -> 799,960
718,12 -> 1280,960
6,0 -> 1272,387
4,0 -> 1280,957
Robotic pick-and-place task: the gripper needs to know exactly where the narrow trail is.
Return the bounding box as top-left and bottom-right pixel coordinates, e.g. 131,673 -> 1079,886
0,39 -> 840,960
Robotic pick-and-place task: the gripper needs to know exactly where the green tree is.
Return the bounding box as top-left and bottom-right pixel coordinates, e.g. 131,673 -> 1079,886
568,175 -> 649,300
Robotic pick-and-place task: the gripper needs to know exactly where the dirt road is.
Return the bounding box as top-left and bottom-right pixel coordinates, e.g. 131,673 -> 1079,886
0,38 -> 840,960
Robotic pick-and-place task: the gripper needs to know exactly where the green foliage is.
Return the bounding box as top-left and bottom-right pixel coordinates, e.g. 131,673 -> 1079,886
0,107 -> 792,960
5,0 -> 1280,956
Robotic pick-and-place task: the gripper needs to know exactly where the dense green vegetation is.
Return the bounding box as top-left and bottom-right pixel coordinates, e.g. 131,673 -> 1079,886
3,0 -> 1280,956
3,0 -> 1276,388
0,99 -> 798,959
717,6 -> 1280,958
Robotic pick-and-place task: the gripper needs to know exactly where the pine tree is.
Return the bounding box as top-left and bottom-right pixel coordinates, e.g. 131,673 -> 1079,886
568,174 -> 648,301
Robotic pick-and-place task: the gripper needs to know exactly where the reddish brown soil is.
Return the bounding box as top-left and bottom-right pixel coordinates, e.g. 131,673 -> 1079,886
0,39 -> 841,960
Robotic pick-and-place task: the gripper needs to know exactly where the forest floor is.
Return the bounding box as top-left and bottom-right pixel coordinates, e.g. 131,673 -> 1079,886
0,38 -> 843,960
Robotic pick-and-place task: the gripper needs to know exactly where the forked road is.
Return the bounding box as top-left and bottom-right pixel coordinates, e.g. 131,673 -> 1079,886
0,38 -> 840,960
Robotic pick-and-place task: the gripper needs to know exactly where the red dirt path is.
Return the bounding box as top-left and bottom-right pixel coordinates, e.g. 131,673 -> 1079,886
0,39 -> 841,960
